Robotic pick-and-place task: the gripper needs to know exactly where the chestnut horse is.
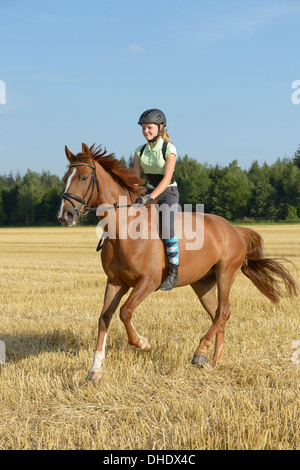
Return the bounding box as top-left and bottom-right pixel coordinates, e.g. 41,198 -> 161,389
58,143 -> 297,381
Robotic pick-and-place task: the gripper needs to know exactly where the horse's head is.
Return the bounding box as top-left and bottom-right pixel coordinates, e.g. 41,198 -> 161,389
58,143 -> 100,227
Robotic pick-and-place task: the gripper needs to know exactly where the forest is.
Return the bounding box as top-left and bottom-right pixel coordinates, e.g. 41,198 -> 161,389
1,146 -> 300,226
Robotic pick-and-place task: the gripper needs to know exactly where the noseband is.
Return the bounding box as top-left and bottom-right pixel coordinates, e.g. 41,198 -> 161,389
62,161 -> 100,217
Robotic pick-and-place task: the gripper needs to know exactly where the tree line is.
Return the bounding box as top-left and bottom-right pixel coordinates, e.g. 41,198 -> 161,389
0,146 -> 300,226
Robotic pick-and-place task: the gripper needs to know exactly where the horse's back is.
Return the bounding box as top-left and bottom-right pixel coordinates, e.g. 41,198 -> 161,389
174,212 -> 246,286
176,212 -> 245,254
100,211 -> 247,288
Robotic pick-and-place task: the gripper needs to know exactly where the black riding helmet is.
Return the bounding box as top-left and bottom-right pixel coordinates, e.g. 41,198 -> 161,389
138,109 -> 167,143
138,108 -> 167,126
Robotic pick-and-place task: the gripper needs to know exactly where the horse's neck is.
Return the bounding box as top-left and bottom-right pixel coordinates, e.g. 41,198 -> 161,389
95,165 -> 135,243
96,164 -> 132,206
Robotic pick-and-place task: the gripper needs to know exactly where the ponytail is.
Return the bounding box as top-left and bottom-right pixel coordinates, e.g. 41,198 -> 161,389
161,127 -> 170,143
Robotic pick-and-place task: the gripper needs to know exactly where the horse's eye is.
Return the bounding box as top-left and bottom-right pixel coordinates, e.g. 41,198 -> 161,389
82,176 -> 88,182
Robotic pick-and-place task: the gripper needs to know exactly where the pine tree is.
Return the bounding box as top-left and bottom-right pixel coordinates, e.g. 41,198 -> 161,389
293,146 -> 300,168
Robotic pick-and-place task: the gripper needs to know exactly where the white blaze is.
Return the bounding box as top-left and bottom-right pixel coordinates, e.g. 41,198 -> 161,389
58,168 -> 76,218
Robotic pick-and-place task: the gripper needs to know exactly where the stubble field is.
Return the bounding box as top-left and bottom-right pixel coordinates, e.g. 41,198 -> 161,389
0,224 -> 299,450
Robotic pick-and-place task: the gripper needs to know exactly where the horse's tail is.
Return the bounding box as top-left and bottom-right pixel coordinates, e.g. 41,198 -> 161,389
236,226 -> 297,303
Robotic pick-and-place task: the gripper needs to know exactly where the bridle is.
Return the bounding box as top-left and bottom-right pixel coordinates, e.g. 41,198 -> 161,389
61,158 -> 145,251
62,160 -> 100,217
62,159 -> 142,217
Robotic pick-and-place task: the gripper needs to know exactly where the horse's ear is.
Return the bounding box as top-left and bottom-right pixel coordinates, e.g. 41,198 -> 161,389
65,145 -> 75,162
82,143 -> 90,155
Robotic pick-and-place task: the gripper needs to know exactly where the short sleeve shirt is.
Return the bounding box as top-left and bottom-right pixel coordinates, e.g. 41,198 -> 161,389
135,138 -> 177,187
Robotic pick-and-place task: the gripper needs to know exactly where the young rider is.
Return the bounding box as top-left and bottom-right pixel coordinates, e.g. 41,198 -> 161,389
133,108 -> 179,291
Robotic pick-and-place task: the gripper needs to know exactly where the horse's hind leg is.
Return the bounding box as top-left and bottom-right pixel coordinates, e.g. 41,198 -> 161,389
191,265 -> 239,366
86,281 -> 129,381
197,278 -> 228,366
191,275 -> 218,365
191,274 -> 217,322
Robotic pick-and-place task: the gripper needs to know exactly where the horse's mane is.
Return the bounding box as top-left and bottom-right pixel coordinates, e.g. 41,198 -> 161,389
77,143 -> 146,199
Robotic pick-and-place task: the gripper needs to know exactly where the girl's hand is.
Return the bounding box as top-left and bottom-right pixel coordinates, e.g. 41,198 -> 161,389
135,194 -> 153,205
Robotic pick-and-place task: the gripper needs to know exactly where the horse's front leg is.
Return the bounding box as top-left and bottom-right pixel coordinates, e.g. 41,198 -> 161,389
86,281 -> 129,381
119,276 -> 158,352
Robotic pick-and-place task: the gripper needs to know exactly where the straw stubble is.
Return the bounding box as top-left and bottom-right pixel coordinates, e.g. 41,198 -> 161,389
0,225 -> 299,450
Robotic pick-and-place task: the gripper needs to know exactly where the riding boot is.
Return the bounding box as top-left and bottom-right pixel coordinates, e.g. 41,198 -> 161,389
160,263 -> 179,291
160,236 -> 179,291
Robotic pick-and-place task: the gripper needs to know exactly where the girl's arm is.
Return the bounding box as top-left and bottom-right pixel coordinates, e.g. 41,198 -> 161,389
133,152 -> 142,178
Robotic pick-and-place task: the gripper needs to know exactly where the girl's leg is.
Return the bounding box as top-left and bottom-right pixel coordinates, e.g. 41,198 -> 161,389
158,187 -> 179,291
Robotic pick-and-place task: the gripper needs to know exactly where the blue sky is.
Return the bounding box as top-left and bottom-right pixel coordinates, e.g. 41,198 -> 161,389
0,0 -> 300,177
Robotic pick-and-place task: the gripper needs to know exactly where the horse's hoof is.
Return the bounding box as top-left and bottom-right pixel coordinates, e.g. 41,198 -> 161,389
142,340 -> 152,352
191,354 -> 207,366
86,370 -> 103,382
138,337 -> 152,352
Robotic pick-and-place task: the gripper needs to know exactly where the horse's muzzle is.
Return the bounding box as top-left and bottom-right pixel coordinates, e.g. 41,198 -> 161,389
58,208 -> 78,227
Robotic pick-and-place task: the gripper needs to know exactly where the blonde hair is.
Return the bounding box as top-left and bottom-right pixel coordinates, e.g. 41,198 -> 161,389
161,127 -> 170,143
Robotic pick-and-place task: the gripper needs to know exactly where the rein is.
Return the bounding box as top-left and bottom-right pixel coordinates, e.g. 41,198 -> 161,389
61,159 -> 140,251
62,161 -> 137,216
95,201 -> 142,253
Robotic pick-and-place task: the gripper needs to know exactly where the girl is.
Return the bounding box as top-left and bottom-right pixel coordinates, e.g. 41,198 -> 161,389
134,108 -> 179,291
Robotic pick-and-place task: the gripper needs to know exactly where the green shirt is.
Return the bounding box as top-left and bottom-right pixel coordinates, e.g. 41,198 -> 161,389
135,138 -> 177,188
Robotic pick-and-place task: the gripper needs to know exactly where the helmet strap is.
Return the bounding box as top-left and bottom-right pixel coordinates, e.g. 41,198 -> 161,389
147,124 -> 166,143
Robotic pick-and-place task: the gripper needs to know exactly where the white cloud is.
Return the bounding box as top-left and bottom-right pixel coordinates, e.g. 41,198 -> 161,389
128,44 -> 144,52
